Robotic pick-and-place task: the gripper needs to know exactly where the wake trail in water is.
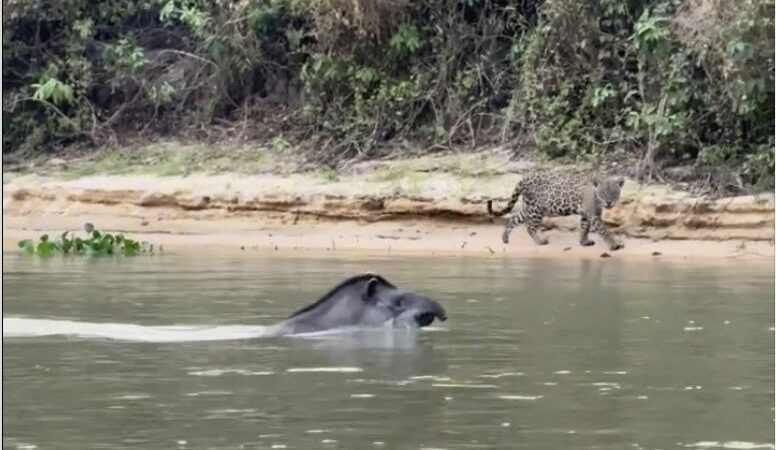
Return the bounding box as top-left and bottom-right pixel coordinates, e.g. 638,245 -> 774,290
2,317 -> 274,343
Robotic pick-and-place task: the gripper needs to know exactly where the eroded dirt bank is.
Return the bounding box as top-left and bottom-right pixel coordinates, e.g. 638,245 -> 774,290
2,157 -> 774,262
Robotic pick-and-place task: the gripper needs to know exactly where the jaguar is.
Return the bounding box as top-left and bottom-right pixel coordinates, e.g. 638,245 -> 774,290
486,170 -> 625,250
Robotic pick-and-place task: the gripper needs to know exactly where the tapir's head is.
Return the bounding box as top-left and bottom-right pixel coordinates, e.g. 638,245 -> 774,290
285,273 -> 447,334
360,275 -> 447,328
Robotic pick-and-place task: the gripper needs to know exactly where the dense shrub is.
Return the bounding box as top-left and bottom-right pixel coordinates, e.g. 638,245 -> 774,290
2,0 -> 773,191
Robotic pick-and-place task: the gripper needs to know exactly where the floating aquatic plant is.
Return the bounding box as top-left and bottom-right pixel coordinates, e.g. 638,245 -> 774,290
18,223 -> 153,256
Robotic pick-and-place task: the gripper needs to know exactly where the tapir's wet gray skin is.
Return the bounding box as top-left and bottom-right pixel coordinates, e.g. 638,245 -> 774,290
271,273 -> 447,336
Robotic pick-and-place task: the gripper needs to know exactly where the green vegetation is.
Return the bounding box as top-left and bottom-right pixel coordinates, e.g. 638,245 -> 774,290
18,223 -> 153,256
3,0 -> 773,192
55,142 -> 273,178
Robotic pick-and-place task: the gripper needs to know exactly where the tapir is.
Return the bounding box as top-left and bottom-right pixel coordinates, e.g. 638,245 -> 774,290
269,273 -> 447,336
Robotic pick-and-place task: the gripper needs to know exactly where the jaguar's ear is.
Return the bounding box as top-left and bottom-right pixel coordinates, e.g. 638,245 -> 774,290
616,177 -> 625,187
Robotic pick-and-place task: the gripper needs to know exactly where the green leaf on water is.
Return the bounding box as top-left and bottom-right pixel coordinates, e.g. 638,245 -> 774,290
37,241 -> 56,256
90,240 -> 103,253
18,239 -> 35,254
21,223 -> 153,258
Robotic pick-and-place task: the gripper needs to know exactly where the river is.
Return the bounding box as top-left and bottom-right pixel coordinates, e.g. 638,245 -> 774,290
3,252 -> 773,449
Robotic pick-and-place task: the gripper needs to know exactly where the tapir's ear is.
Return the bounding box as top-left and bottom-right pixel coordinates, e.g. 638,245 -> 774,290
363,277 -> 379,301
616,177 -> 625,187
591,176 -> 600,188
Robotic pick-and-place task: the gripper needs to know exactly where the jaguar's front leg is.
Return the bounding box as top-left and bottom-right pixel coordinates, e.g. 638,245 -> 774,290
591,215 -> 623,251
579,215 -> 595,247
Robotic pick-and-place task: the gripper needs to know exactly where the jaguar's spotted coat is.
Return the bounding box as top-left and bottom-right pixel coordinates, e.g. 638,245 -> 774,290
486,170 -> 625,250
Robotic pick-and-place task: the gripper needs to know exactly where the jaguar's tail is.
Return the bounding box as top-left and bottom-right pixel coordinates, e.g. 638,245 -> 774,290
487,181 -> 523,217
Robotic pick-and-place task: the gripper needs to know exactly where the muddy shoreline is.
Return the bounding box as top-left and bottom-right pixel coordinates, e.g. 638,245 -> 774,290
2,164 -> 774,263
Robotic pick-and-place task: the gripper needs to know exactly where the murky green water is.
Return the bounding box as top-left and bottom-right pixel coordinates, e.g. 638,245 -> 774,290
3,252 -> 774,450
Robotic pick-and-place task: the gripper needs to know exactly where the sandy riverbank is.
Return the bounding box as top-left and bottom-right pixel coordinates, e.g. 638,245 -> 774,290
3,213 -> 774,264
2,152 -> 774,263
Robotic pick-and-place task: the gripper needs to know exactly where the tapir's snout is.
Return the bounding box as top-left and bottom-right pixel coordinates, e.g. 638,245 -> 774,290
414,298 -> 447,327
434,302 -> 447,321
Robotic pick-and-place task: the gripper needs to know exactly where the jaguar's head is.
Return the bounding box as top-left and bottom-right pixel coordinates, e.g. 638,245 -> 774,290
592,176 -> 625,209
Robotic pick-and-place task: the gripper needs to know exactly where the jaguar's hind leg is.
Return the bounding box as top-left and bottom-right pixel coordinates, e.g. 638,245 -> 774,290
501,214 -> 523,244
526,213 -> 548,246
